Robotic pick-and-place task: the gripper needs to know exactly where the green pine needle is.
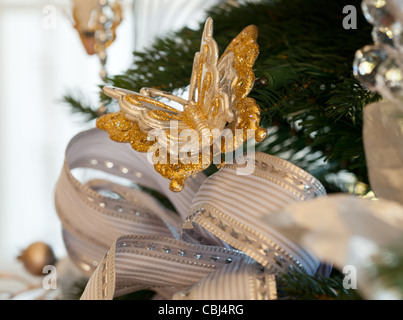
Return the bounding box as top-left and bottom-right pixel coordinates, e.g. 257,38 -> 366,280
62,0 -> 379,191
62,91 -> 99,121
277,269 -> 363,300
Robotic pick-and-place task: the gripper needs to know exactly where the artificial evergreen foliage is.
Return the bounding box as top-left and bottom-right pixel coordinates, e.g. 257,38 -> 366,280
60,1 -> 391,299
277,269 -> 363,300
63,0 -> 379,192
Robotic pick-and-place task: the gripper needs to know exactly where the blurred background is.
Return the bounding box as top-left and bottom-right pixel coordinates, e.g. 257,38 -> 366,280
0,0 -> 221,298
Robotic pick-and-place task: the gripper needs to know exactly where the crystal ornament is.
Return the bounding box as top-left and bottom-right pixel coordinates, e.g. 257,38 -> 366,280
372,23 -> 399,46
392,22 -> 403,50
376,56 -> 403,100
353,44 -> 388,90
362,0 -> 394,26
354,0 -> 403,102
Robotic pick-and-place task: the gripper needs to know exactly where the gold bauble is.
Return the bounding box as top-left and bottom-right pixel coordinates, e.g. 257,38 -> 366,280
18,242 -> 57,276
255,127 -> 268,143
169,180 -> 184,193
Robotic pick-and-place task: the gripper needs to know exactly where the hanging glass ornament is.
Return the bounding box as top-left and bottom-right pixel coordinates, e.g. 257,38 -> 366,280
353,44 -> 389,90
371,22 -> 402,47
354,0 -> 403,104
362,0 -> 394,26
71,0 -> 123,80
392,21 -> 403,51
376,56 -> 403,101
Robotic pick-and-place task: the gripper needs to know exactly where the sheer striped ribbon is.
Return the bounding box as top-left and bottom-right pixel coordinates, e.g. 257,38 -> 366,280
54,128 -> 329,300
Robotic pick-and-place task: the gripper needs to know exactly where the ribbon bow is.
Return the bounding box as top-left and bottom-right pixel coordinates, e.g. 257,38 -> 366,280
54,128 -> 329,300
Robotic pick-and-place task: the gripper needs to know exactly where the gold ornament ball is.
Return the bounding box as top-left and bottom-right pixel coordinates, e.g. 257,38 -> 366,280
170,180 -> 184,192
18,242 -> 57,276
255,128 -> 268,143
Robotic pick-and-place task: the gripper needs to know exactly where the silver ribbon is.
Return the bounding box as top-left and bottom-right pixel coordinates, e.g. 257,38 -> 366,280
261,101 -> 403,299
54,128 -> 329,300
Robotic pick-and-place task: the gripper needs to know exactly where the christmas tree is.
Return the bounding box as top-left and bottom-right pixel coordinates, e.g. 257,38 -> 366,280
65,0 -> 379,193
58,0 -> 403,300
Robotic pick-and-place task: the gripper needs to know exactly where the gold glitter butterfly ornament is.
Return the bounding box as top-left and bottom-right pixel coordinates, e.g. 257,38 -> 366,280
97,17 -> 267,192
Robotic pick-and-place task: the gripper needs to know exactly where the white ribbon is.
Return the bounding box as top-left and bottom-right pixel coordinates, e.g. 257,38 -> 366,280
54,128 -> 329,300
261,101 -> 403,299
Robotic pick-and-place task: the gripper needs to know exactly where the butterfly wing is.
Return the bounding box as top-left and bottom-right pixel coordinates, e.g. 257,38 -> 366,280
188,18 -> 236,133
189,20 -> 266,153
218,25 -> 267,153
97,86 -> 210,192
97,87 -> 188,153
220,25 -> 259,100
96,19 -> 267,192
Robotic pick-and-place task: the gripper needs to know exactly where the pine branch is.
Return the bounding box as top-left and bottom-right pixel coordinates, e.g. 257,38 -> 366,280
277,269 -> 363,300
62,91 -> 99,121
60,277 -> 88,300
64,269 -> 362,300
64,278 -> 155,300
63,0 -> 380,189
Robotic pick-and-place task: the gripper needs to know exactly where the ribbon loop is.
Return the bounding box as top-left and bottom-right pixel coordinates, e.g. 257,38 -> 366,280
55,128 -> 329,300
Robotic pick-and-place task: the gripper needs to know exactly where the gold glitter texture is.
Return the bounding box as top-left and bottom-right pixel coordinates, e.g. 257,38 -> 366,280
96,111 -> 153,152
220,25 -> 267,152
96,18 -> 267,192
